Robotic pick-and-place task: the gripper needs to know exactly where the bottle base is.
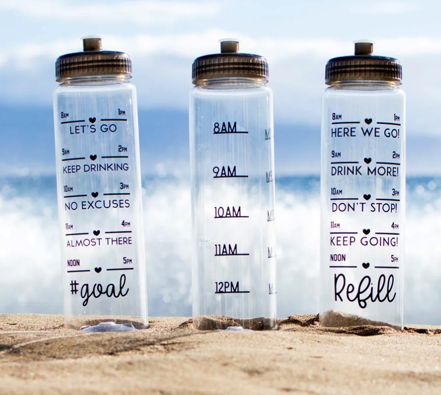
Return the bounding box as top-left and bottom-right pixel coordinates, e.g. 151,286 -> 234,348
320,310 -> 401,330
65,315 -> 149,330
81,322 -> 138,332
194,315 -> 276,330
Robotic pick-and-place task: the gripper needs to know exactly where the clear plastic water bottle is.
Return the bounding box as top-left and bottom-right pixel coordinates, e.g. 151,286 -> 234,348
320,41 -> 405,328
53,37 -> 148,330
189,40 -> 277,330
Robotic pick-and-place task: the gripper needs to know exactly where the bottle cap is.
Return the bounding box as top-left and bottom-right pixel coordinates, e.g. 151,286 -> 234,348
325,40 -> 402,85
192,39 -> 269,84
55,36 -> 132,82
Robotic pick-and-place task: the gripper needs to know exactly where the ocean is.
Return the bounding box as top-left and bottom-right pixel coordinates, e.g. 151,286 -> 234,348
0,174 -> 440,325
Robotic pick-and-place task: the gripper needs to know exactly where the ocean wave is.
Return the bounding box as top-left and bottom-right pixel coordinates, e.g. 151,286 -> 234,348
0,176 -> 440,324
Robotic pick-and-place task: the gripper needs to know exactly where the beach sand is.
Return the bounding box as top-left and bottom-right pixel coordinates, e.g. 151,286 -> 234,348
0,314 -> 440,394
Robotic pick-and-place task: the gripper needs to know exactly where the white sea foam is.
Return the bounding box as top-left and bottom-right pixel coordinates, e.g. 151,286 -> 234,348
0,176 -> 440,324
0,189 -> 61,313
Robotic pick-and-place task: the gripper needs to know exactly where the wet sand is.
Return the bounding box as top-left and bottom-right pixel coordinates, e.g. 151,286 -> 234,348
0,314 -> 440,394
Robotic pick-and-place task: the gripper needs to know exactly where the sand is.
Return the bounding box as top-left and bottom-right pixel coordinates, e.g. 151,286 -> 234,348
0,314 -> 440,394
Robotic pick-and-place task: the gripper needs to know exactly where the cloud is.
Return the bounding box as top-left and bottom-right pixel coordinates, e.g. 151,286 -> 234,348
4,33 -> 441,71
93,35 -> 441,61
2,32 -> 441,137
0,0 -> 220,23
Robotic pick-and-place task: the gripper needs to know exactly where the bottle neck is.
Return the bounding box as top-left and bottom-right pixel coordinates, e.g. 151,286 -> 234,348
329,80 -> 401,90
195,77 -> 268,89
59,75 -> 131,86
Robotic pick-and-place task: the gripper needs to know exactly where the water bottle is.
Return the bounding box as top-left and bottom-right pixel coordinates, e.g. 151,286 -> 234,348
53,37 -> 147,330
189,40 -> 277,330
320,41 -> 405,328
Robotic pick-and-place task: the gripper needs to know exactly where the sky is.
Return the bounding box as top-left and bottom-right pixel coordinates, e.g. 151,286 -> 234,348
2,0 -> 441,175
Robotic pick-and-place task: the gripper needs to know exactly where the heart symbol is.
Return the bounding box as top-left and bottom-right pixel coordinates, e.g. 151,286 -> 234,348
89,117 -> 96,123
91,192 -> 99,198
364,158 -> 372,164
362,262 -> 370,269
94,267 -> 102,273
90,155 -> 97,161
363,194 -> 371,200
93,230 -> 100,236
363,229 -> 370,235
365,118 -> 372,125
